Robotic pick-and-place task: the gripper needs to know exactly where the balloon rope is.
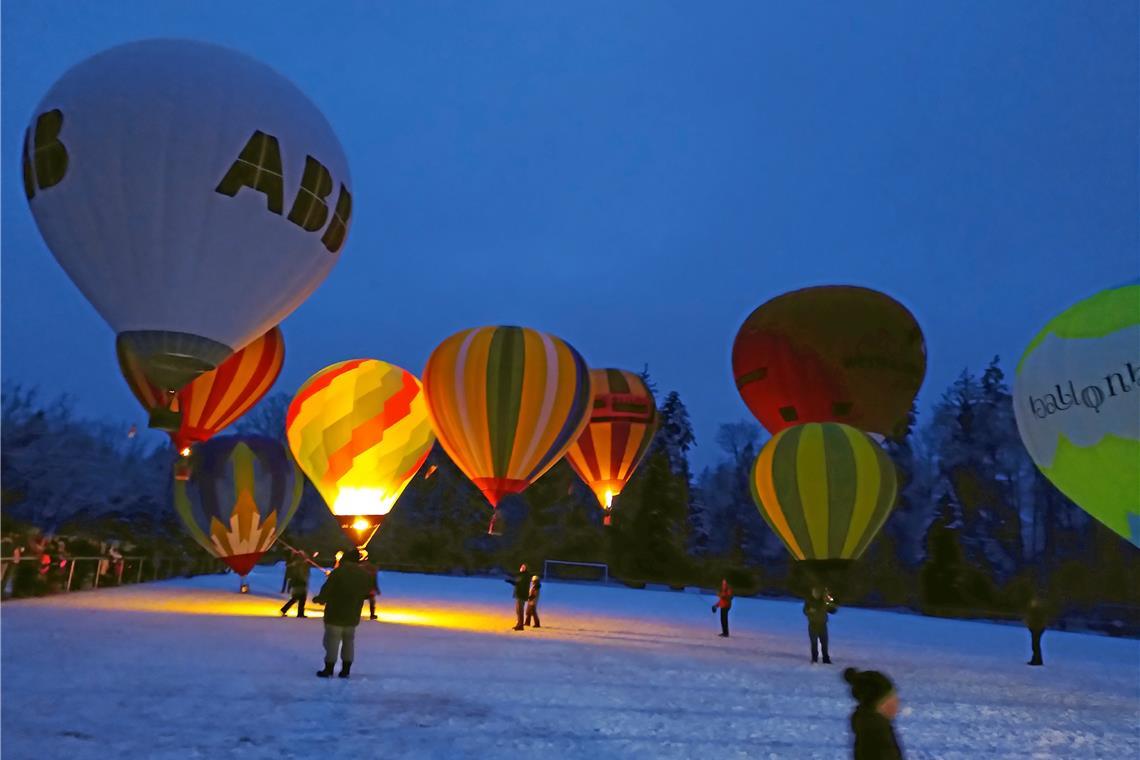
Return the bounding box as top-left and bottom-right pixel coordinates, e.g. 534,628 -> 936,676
276,538 -> 330,575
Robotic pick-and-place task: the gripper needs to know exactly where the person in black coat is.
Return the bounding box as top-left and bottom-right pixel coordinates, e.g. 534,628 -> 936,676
280,552 -> 310,618
803,587 -> 837,663
1024,596 -> 1050,666
524,575 -> 542,628
844,667 -> 904,759
312,548 -> 373,678
505,564 -> 530,631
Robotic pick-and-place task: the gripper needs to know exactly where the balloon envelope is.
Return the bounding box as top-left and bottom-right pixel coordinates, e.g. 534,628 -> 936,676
174,435 -> 302,575
733,286 -> 926,438
1013,283 -> 1140,547
422,326 -> 593,531
286,359 -> 435,548
565,369 -> 658,514
750,422 -> 897,561
24,39 -> 351,392
119,326 -> 284,450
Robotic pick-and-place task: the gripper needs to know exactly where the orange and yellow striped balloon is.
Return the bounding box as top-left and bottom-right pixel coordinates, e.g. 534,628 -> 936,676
422,326 -> 593,531
286,359 -> 435,547
565,369 -> 657,518
750,422 -> 897,561
118,327 -> 284,452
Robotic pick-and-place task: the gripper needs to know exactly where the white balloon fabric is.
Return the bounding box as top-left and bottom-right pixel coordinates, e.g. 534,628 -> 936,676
23,39 -> 352,390
1012,283 -> 1140,547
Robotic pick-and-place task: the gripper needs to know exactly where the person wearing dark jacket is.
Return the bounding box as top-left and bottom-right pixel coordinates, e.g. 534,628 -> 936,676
312,549 -> 373,678
362,558 -> 381,621
844,667 -> 904,759
1024,596 -> 1049,666
712,579 -> 733,637
524,575 -> 542,628
803,587 -> 837,663
280,552 -> 310,618
505,564 -> 530,631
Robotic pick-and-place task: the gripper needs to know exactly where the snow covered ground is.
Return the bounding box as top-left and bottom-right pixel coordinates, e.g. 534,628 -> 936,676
2,565 -> 1137,759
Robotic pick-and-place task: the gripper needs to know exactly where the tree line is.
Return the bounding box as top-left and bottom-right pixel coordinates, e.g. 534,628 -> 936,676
2,358 -> 1137,626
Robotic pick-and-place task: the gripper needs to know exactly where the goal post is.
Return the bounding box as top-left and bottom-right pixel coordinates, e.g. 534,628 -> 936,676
543,559 -> 609,584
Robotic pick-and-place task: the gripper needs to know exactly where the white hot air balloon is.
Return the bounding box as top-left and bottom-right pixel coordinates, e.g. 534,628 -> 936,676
22,39 -> 352,393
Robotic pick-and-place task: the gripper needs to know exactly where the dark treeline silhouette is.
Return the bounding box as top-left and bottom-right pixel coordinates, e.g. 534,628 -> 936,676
2,359 -> 1137,632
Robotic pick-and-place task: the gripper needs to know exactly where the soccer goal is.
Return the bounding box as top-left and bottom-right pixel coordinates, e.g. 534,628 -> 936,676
543,560 -> 609,584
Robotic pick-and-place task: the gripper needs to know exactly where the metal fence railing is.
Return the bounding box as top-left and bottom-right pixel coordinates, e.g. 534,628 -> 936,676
0,555 -> 222,598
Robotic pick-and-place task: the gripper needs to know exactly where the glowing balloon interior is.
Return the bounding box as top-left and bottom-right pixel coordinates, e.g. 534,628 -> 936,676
287,359 -> 435,548
564,368 -> 658,520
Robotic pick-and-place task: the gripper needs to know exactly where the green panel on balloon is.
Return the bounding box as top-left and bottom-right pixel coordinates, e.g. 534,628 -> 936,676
1043,434 -> 1140,547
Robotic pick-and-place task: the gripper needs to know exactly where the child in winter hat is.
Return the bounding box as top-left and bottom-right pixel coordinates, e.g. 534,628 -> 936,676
843,667 -> 904,759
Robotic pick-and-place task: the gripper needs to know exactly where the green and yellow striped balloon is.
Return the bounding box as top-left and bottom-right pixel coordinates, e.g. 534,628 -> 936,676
750,422 -> 897,561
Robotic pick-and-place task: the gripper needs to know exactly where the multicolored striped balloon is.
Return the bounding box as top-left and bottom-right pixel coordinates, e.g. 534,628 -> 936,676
118,326 -> 284,452
565,369 -> 657,520
173,435 -> 302,576
422,326 -> 593,532
286,359 -> 435,547
750,422 -> 897,561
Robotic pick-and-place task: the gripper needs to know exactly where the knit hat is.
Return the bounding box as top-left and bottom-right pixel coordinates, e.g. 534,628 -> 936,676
843,668 -> 895,706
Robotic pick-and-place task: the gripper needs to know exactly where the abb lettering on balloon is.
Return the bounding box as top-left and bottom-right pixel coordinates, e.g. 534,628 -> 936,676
22,109 -> 68,199
1027,361 -> 1139,418
215,130 -> 352,254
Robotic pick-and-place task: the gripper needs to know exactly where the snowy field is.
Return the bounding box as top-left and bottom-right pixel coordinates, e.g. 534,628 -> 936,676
2,565 -> 1137,759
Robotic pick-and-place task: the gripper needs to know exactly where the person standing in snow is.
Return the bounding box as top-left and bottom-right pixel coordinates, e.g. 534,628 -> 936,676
506,564 -> 530,631
312,548 -> 373,678
804,586 -> 837,663
280,551 -> 310,618
1024,596 -> 1049,666
524,575 -> 542,628
711,579 -> 734,637
843,667 -> 904,759
361,553 -> 381,621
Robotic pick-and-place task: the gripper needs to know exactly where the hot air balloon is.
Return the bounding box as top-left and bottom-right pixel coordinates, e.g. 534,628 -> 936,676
422,326 -> 593,534
564,369 -> 658,524
173,435 -> 302,583
24,39 -> 351,395
119,326 -> 284,453
750,422 -> 897,563
733,286 -> 926,438
1013,283 -> 1140,547
286,359 -> 435,548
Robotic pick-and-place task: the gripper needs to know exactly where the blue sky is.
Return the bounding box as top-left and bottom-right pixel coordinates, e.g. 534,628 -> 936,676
2,1 -> 1136,470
